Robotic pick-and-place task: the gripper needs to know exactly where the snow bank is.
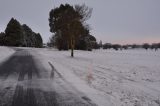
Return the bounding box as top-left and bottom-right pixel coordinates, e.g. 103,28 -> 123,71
34,48 -> 160,106
0,46 -> 15,64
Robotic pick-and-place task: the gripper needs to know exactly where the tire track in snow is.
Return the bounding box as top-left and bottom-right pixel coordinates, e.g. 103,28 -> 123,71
0,48 -> 97,106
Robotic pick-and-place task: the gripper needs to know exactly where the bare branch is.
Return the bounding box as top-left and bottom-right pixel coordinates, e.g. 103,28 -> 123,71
75,4 -> 93,22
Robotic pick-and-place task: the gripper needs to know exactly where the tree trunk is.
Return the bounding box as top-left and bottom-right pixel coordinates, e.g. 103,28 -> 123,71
71,47 -> 74,57
71,36 -> 74,57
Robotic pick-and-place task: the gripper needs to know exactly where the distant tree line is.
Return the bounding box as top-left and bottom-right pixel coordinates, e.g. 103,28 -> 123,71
0,18 -> 43,48
102,43 -> 160,51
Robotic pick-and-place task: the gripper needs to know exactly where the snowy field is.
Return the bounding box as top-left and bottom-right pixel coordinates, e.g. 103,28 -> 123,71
36,48 -> 160,106
0,46 -> 160,106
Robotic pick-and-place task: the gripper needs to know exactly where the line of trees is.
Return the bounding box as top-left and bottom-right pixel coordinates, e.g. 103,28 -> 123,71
102,43 -> 160,51
0,18 -> 43,48
48,4 -> 97,57
1,4 -> 158,54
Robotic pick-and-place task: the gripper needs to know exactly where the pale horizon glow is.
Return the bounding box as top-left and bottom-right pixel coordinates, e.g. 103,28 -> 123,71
0,0 -> 160,45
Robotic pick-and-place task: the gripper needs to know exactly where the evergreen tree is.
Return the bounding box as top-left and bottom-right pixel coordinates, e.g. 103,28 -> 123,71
0,32 -> 5,46
1,18 -> 43,47
34,33 -> 43,48
22,24 -> 43,48
22,24 -> 34,47
5,18 -> 23,46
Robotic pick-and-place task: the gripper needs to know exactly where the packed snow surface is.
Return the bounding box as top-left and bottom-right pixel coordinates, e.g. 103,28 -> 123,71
0,46 -> 160,106
0,46 -> 15,64
36,48 -> 160,106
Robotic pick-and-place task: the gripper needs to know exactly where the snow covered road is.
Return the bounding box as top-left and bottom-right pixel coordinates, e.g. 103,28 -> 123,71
0,47 -> 160,106
0,48 -> 96,106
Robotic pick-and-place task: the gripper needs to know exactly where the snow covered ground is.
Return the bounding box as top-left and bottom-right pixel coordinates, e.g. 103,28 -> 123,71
0,46 -> 15,64
35,48 -> 160,106
0,46 -> 160,106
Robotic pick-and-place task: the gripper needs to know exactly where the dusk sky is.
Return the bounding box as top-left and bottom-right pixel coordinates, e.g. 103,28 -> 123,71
0,0 -> 160,44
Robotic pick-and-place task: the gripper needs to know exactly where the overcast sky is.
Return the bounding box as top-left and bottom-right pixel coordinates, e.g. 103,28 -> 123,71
0,0 -> 160,44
